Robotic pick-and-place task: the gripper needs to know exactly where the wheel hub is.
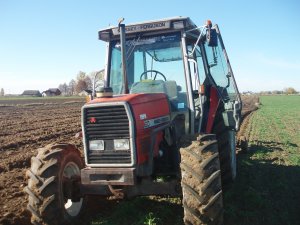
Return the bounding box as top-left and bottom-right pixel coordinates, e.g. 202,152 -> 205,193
63,162 -> 83,217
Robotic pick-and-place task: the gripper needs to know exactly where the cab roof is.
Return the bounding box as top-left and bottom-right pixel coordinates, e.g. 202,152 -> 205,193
98,16 -> 197,42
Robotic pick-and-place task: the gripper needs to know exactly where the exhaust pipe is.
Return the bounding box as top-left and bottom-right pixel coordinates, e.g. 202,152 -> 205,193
118,18 -> 129,94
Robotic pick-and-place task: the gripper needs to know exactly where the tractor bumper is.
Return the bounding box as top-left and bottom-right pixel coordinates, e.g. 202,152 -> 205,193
81,167 -> 135,185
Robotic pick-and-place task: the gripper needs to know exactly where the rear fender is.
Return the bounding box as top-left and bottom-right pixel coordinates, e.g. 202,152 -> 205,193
206,87 -> 220,133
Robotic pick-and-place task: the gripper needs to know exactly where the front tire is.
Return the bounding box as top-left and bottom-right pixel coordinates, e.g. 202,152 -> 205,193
24,143 -> 85,225
180,134 -> 223,225
213,110 -> 237,185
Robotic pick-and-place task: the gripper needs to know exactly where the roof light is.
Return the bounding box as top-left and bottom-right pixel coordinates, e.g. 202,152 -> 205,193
200,85 -> 205,95
98,31 -> 110,41
173,21 -> 184,29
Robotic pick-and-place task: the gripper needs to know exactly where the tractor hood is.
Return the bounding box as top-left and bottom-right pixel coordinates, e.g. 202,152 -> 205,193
86,92 -> 171,136
83,93 -> 171,165
87,93 -> 167,106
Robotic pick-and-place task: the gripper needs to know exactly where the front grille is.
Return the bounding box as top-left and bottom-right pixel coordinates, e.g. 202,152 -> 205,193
83,104 -> 131,164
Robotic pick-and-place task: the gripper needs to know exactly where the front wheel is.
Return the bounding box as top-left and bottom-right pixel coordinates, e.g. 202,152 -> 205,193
213,109 -> 237,185
180,134 -> 223,225
24,143 -> 85,225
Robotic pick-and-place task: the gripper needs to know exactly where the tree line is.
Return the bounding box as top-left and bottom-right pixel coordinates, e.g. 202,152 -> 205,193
0,83 -> 298,97
58,70 -> 104,96
258,87 -> 298,95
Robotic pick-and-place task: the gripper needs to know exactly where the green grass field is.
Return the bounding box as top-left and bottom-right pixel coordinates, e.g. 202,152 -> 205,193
224,95 -> 300,225
88,197 -> 183,225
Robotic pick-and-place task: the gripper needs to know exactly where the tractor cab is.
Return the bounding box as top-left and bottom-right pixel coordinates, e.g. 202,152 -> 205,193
98,17 -> 241,135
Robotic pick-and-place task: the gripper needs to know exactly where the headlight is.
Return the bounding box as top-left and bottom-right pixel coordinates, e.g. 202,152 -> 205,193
114,139 -> 130,150
89,140 -> 104,150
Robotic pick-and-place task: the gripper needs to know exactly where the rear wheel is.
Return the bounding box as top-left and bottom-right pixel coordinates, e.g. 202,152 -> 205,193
180,134 -> 223,225
24,143 -> 85,225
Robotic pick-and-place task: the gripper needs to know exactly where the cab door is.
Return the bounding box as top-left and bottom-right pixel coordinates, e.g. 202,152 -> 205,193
203,25 -> 242,131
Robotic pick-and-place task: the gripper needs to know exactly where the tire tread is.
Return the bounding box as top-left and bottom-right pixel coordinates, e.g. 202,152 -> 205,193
180,134 -> 223,225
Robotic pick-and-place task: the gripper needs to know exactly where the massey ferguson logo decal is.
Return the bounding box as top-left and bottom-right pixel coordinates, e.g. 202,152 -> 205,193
126,22 -> 167,32
89,117 -> 96,123
112,21 -> 171,35
144,115 -> 170,128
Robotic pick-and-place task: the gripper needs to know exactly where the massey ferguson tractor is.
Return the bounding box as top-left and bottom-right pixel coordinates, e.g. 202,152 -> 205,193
24,17 -> 241,225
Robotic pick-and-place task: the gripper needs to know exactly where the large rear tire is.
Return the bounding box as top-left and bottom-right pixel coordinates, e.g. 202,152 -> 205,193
180,134 -> 223,225
24,143 -> 85,225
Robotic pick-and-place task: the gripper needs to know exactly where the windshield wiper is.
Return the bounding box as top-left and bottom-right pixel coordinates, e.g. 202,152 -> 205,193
126,35 -> 141,60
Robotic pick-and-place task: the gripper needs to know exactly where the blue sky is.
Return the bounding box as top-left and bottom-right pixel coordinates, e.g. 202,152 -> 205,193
0,0 -> 299,94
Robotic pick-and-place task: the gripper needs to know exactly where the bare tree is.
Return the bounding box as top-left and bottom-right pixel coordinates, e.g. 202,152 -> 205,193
62,83 -> 68,95
68,79 -> 76,96
0,88 -> 4,96
284,87 -> 297,95
272,90 -> 282,95
75,71 -> 88,94
58,83 -> 68,95
85,76 -> 92,90
57,70 -> 104,96
58,84 -> 64,94
77,71 -> 87,81
75,80 -> 87,94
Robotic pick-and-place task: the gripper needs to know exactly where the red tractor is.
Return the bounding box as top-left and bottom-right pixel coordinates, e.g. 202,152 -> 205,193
25,17 -> 242,225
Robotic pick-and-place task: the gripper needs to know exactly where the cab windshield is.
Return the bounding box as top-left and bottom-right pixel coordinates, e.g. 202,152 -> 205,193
109,32 -> 187,111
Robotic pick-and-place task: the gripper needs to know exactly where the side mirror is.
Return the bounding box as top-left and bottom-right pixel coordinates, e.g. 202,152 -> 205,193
177,85 -> 182,92
206,28 -> 218,47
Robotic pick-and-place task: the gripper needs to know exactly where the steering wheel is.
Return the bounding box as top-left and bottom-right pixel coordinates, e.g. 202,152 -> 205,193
140,70 -> 166,81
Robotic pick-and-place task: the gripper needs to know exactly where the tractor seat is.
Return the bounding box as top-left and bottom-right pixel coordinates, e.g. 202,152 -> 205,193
164,80 -> 178,100
130,80 -> 165,95
130,80 -> 179,111
130,80 -> 178,99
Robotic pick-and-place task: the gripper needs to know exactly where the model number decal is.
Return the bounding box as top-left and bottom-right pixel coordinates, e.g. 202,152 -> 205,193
144,115 -> 170,128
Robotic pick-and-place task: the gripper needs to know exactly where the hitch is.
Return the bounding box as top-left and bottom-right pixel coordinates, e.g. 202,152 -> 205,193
108,185 -> 125,199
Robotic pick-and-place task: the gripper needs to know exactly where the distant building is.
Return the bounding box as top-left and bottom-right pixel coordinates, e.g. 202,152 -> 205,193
42,88 -> 61,97
21,90 -> 42,97
78,90 -> 92,96
242,91 -> 254,95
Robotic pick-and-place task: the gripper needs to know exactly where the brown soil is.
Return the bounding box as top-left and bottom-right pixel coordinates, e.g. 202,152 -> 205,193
237,95 -> 260,141
0,95 -> 259,225
0,98 -> 85,225
240,95 -> 260,118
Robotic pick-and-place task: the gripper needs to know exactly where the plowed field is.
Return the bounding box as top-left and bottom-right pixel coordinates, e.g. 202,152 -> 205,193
0,98 -> 85,225
0,96 -> 259,225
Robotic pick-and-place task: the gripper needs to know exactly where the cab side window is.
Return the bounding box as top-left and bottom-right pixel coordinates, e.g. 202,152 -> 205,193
187,44 -> 206,93
204,37 -> 237,100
